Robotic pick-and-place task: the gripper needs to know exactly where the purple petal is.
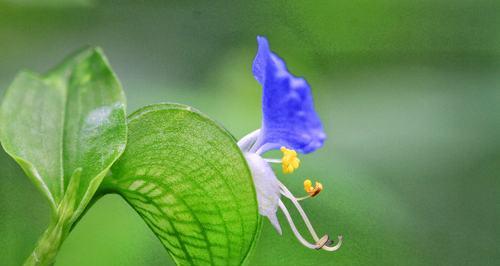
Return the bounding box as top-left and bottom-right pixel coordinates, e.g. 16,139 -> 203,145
252,36 -> 326,154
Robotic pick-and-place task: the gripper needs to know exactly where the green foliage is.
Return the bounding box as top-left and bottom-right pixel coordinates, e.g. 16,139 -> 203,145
102,103 -> 260,266
0,47 -> 128,265
0,49 -> 261,265
0,47 -> 127,222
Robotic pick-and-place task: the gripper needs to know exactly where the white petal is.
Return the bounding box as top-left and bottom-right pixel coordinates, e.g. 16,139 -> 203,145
244,152 -> 282,233
267,212 -> 282,235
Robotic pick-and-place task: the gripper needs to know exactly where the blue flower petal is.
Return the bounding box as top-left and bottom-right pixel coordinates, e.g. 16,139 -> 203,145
252,36 -> 326,154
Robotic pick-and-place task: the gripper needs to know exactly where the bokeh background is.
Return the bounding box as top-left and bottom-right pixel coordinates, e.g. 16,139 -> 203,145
1,0 -> 499,265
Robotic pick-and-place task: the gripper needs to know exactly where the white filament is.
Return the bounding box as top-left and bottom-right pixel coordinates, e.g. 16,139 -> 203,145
263,158 -> 281,164
279,182 -> 319,240
278,200 -> 324,249
278,180 -> 343,251
237,129 -> 261,152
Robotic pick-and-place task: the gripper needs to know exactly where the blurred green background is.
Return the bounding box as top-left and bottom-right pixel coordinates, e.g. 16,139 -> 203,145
1,0 -> 499,265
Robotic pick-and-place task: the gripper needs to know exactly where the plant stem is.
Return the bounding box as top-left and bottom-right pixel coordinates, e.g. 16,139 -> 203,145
23,215 -> 71,266
24,171 -> 80,266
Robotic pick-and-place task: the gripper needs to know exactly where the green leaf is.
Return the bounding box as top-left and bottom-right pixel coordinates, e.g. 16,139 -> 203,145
103,103 -> 260,266
0,47 -> 127,221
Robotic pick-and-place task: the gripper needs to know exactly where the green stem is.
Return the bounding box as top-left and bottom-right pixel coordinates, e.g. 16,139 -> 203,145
24,170 -> 81,266
23,215 -> 71,266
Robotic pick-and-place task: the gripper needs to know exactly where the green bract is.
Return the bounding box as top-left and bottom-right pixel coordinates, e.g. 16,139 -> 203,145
102,103 -> 260,266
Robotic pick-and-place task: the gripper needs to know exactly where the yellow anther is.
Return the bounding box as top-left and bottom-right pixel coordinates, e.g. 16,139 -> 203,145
280,146 -> 300,174
304,179 -> 323,197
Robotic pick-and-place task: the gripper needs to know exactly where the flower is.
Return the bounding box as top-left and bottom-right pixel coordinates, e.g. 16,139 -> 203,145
238,36 -> 342,251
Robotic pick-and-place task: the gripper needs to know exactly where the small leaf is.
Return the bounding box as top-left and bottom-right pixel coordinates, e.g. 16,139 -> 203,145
103,103 -> 260,266
0,48 -> 127,220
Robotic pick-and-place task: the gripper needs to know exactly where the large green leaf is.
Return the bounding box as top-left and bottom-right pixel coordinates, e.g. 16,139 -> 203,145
0,48 -> 127,221
103,103 -> 260,266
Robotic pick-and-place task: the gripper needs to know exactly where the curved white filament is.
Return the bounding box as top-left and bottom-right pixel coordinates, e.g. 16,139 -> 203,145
237,129 -> 261,152
278,180 -> 343,251
278,200 -> 325,249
